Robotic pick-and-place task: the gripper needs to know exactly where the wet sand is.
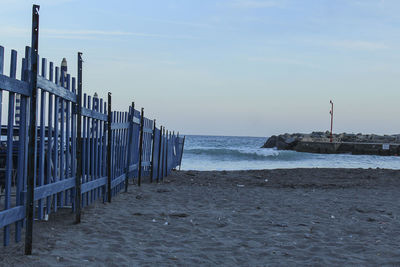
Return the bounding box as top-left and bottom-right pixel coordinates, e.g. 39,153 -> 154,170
1,168 -> 400,266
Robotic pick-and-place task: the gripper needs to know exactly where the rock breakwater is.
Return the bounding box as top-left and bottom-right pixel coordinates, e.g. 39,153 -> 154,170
262,131 -> 400,156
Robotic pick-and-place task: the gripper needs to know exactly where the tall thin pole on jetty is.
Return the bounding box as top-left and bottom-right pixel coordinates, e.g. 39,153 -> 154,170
329,100 -> 334,143
138,108 -> 144,186
75,52 -> 83,223
107,93 -> 112,202
25,4 -> 40,255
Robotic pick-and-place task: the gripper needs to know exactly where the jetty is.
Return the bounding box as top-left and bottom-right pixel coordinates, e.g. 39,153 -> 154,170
262,131 -> 400,156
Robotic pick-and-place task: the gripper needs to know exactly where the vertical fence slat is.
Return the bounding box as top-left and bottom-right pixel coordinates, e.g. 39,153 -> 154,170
45,61 -> 53,216
3,49 -> 17,246
93,96 -> 99,200
138,108 -> 144,186
65,74 -> 71,205
82,93 -> 87,206
98,98 -> 104,200
59,70 -> 65,208
37,57 -> 46,220
125,103 -> 133,191
53,66 -> 59,212
15,52 -> 28,242
71,77 -> 76,211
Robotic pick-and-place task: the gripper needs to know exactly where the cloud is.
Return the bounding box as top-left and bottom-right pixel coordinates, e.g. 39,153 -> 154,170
142,18 -> 215,29
0,26 -> 197,40
0,26 -> 28,36
328,40 -> 388,50
247,57 -> 320,69
229,0 -> 282,8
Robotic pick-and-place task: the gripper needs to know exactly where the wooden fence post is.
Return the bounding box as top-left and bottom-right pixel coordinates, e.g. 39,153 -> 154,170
138,108 -> 144,186
150,120 -> 156,183
25,4 -> 40,255
107,92 -> 112,202
125,102 -> 134,192
75,52 -> 83,223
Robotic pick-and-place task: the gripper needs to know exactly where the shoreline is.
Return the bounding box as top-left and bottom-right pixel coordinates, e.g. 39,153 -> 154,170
1,168 -> 400,265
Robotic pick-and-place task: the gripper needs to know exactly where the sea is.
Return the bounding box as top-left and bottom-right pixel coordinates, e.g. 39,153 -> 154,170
180,135 -> 400,171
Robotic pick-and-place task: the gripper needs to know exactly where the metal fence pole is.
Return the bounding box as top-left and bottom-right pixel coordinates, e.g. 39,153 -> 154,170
156,126 -> 163,182
107,93 -> 112,202
75,52 -> 83,223
165,130 -> 169,177
137,108 -> 144,186
25,4 -> 40,255
150,120 -> 156,183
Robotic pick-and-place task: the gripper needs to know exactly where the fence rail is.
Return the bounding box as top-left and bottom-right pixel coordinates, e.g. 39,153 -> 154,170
0,4 -> 185,254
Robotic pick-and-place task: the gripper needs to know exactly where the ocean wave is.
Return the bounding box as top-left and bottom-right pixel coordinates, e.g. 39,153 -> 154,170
184,148 -> 304,161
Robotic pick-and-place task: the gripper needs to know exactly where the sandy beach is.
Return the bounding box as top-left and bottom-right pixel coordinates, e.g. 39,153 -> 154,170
1,168 -> 400,266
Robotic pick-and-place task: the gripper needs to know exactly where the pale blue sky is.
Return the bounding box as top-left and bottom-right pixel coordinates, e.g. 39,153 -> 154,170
1,0 -> 400,136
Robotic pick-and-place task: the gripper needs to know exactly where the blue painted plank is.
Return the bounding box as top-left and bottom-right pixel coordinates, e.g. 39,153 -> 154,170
81,106 -> 107,121
81,177 -> 107,194
0,206 -> 25,229
111,173 -> 126,189
142,127 -> 153,134
0,74 -> 30,96
37,75 -> 76,102
34,177 -> 75,200
111,122 -> 130,130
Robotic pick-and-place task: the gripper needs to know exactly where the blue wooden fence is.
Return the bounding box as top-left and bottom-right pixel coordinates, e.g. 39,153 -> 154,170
0,5 -> 185,254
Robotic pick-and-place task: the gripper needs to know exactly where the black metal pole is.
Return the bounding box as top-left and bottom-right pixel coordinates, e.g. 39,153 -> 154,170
107,93 -> 112,202
137,108 -> 144,186
165,130 -> 169,177
75,52 -> 83,223
157,126 -> 163,182
150,120 -> 156,183
25,4 -> 40,255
